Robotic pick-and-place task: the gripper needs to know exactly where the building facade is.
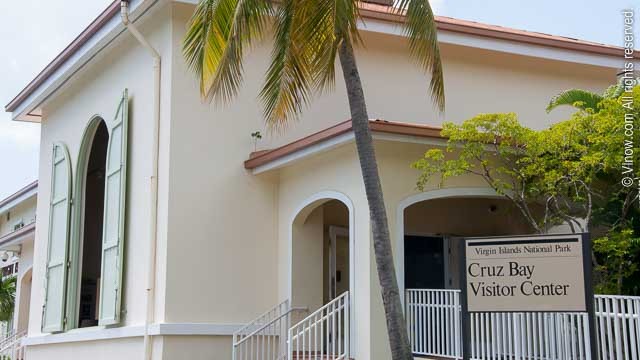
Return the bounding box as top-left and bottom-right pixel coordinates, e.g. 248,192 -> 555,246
0,181 -> 37,348
4,1 -> 637,359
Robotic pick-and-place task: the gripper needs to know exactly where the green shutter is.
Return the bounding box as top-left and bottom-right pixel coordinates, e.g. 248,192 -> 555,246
98,90 -> 129,325
42,143 -> 72,333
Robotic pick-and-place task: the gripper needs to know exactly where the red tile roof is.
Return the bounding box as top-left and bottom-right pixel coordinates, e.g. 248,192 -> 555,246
244,119 -> 443,169
360,2 -> 633,58
5,1 -> 634,114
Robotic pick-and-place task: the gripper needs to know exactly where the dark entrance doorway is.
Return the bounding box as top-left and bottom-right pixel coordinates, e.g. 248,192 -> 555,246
404,235 -> 445,289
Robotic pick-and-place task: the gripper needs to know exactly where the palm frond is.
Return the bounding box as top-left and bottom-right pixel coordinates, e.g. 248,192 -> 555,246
546,89 -> 603,113
395,0 -> 445,112
182,0 -> 272,103
308,0 -> 361,93
259,0 -> 362,130
603,76 -> 639,99
259,0 -> 315,130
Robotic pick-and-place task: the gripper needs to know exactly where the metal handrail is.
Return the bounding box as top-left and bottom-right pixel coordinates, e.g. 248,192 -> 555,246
288,291 -> 350,360
234,299 -> 289,336
234,306 -> 308,347
291,292 -> 349,328
0,329 -> 24,349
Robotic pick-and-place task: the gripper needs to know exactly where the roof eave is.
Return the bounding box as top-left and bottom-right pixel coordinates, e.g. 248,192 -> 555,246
4,0 -> 158,122
0,181 -> 38,214
244,119 -> 445,174
5,0 -> 637,120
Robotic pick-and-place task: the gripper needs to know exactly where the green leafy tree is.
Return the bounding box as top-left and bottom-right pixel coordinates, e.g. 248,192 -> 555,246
414,85 -> 639,234
182,0 -> 445,357
0,276 -> 16,323
414,84 -> 640,293
593,229 -> 640,294
413,112 -> 599,233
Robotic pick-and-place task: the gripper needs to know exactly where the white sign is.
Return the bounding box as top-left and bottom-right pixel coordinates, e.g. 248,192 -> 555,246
465,234 -> 586,312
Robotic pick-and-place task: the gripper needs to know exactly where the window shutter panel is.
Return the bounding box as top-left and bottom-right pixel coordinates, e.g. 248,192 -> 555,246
98,89 -> 129,325
42,143 -> 72,333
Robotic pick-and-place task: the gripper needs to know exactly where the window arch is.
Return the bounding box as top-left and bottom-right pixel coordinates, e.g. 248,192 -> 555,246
43,90 -> 129,332
67,116 -> 109,328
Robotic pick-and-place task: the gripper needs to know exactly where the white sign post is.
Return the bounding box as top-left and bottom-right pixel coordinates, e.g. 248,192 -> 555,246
459,234 -> 596,359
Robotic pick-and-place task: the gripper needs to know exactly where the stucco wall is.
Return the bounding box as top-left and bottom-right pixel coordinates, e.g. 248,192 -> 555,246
26,3 -> 172,358
26,337 -> 145,360
166,2 -> 616,358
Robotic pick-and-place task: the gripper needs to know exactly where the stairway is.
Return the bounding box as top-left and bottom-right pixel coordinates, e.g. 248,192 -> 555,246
233,292 -> 351,360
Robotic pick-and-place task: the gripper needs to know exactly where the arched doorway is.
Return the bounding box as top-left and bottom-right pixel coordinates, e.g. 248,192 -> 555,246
397,188 -> 535,295
16,267 -> 32,333
404,197 -> 533,290
288,192 -> 355,357
290,196 -> 352,312
73,119 -> 109,328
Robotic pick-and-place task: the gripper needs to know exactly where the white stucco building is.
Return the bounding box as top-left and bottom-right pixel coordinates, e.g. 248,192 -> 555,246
4,1 -> 638,359
0,181 -> 37,349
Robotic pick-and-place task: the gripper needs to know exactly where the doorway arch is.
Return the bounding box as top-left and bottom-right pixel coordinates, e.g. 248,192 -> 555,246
395,187 -> 536,300
288,190 -> 356,354
288,191 -> 355,308
16,266 -> 32,333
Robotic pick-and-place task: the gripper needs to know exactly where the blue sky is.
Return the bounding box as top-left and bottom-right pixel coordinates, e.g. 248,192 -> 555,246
0,0 -> 638,199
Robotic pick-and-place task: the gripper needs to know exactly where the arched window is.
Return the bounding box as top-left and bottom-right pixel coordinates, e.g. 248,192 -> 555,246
77,120 -> 108,328
42,90 -> 129,333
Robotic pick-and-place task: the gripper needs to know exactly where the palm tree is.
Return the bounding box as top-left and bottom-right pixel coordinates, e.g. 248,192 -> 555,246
0,276 -> 16,323
183,1 -> 444,358
546,78 -> 633,112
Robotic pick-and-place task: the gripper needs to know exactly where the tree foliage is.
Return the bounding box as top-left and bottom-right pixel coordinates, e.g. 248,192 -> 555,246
413,85 -> 640,293
593,229 -> 640,294
182,0 -> 445,131
0,276 -> 15,323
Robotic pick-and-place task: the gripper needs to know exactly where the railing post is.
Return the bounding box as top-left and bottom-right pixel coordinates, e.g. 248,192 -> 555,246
345,293 -> 350,360
232,333 -> 237,360
287,327 -> 293,360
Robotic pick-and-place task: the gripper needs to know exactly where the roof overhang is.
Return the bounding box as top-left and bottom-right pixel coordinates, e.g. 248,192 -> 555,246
244,119 -> 445,174
0,181 -> 37,215
5,0 -> 638,121
0,222 -> 35,250
4,0 -> 159,122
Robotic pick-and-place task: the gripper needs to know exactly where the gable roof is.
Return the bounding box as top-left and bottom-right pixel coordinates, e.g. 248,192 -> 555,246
5,0 -> 635,117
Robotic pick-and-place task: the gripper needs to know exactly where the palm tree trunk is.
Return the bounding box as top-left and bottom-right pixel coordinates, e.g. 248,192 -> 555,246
338,40 -> 413,360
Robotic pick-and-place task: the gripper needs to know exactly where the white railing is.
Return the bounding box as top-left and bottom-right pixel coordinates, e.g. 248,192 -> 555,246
595,294 -> 640,360
0,330 -> 26,360
469,312 -> 591,360
406,289 -> 462,359
288,291 -> 349,360
407,289 -> 640,360
233,300 -> 307,360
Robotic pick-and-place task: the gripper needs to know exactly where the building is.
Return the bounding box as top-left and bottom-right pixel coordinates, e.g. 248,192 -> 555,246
0,181 -> 37,348
4,1 -> 638,359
